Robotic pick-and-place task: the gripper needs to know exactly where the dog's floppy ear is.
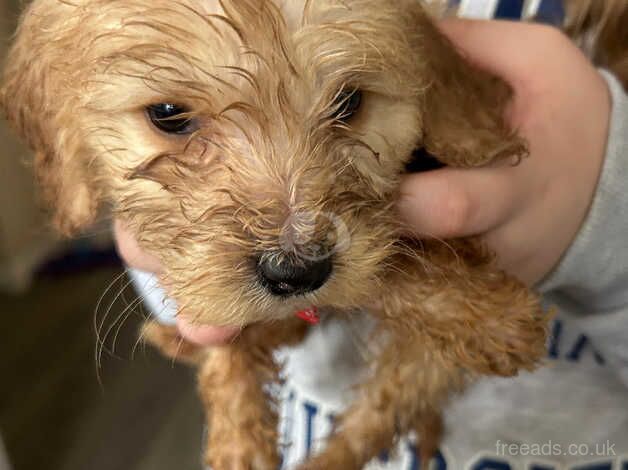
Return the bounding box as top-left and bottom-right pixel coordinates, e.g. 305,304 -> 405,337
418,19 -> 527,168
0,5 -> 98,236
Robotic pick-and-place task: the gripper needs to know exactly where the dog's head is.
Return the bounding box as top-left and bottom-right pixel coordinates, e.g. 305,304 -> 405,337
1,0 -> 522,326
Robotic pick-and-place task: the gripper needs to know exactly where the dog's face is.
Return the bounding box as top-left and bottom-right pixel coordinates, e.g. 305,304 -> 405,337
2,0 -> 521,326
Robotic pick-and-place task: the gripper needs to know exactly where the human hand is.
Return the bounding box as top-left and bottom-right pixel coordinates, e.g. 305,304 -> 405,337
398,19 -> 611,286
113,220 -> 239,345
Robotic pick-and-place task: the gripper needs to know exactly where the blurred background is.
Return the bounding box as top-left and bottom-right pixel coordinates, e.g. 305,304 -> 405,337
0,1 -> 205,469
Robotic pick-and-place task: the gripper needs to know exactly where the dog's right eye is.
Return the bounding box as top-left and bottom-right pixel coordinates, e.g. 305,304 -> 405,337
146,104 -> 197,135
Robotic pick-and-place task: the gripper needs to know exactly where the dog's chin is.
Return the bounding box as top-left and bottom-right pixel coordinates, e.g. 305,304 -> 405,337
177,280 -> 363,328
174,289 -> 321,328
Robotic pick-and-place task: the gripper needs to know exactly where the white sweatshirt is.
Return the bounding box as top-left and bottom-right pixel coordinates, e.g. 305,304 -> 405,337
129,26 -> 628,470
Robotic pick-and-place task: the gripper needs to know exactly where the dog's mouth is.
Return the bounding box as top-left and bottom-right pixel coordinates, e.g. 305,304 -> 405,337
405,147 -> 446,173
256,252 -> 333,298
295,306 -> 321,324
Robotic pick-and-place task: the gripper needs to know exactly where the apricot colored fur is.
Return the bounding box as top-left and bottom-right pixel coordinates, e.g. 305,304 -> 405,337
3,1 -> 621,468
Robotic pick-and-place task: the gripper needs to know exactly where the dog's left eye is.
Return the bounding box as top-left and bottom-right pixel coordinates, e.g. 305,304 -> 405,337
147,103 -> 197,135
333,89 -> 362,121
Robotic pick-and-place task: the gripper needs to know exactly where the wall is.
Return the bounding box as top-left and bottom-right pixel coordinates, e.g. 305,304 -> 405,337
0,0 -> 59,291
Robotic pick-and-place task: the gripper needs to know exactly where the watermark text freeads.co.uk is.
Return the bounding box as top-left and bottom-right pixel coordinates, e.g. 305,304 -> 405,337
496,440 -> 616,458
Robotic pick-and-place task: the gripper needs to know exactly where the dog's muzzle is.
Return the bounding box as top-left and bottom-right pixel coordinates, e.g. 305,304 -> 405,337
257,252 -> 332,297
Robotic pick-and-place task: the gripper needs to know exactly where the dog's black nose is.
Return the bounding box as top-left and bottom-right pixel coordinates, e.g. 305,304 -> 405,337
257,255 -> 332,297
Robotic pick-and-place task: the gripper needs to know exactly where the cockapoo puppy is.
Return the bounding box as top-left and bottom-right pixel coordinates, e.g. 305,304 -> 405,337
4,0 -> 623,468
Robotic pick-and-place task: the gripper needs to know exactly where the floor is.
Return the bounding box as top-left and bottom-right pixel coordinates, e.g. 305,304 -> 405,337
0,267 -> 206,470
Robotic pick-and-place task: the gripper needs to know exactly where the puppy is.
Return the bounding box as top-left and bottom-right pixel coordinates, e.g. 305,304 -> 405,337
2,1 -> 552,468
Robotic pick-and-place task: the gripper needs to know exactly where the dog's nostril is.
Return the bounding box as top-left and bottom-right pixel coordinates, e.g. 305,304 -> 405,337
257,255 -> 333,297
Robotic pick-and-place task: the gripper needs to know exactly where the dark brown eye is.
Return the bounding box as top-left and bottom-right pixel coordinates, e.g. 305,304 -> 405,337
334,89 -> 362,121
147,103 -> 197,134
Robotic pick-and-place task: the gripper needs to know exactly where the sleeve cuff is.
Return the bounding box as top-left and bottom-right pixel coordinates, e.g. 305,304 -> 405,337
538,70 -> 628,312
128,268 -> 178,325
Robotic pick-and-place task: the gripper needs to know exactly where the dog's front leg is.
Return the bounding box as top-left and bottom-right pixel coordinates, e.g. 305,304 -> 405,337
299,245 -> 547,470
199,320 -> 308,470
296,328 -> 461,470
198,343 -> 280,470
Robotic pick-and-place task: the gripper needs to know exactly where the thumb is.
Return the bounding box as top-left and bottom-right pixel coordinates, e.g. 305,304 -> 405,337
398,165 -> 518,238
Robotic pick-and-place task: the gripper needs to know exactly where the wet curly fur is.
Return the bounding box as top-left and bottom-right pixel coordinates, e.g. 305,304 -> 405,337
2,1 -> 624,468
